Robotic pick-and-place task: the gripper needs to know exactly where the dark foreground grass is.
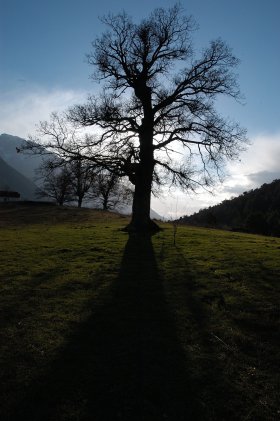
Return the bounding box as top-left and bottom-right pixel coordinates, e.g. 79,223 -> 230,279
0,203 -> 279,420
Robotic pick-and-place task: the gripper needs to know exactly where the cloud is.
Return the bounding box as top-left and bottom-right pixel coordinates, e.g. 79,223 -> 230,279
227,133 -> 280,176
1,86 -> 280,218
220,133 -> 280,192
247,170 -> 280,186
0,86 -> 87,139
221,184 -> 249,195
153,133 -> 280,216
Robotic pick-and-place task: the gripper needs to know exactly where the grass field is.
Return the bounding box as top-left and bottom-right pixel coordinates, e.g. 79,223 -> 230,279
0,203 -> 279,420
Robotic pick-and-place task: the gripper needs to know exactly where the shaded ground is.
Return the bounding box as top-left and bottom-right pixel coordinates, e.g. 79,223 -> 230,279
4,234 -> 200,420
0,203 -> 279,420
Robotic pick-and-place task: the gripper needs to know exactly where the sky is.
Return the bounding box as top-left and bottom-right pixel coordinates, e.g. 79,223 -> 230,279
1,0 -> 280,217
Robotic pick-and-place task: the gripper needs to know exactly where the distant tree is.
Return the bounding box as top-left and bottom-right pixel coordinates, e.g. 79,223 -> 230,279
68,157 -> 97,208
92,171 -> 133,211
28,119 -> 99,207
34,148 -> 131,210
26,4 -> 247,232
36,161 -> 74,206
36,156 -> 99,208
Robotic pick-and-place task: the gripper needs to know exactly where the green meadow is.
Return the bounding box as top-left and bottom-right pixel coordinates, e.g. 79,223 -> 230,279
0,203 -> 279,420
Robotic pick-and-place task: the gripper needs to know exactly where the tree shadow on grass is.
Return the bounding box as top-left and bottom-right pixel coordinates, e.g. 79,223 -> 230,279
5,233 -> 203,421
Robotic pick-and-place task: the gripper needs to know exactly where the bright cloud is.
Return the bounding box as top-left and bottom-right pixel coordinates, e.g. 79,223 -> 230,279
222,133 -> 280,192
227,133 -> 280,175
0,86 -> 87,138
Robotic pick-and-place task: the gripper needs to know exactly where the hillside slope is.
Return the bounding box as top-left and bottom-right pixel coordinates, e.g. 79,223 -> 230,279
180,179 -> 280,236
0,156 -> 38,200
0,133 -> 42,180
0,201 -> 127,227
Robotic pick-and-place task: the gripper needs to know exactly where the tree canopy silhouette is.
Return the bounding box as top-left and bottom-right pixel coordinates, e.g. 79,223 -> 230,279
28,4 -> 247,232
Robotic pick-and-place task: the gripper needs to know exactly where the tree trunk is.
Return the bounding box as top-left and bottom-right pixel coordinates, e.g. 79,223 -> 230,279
78,197 -> 82,208
124,85 -> 160,233
103,196 -> 108,211
126,174 -> 159,232
125,125 -> 160,233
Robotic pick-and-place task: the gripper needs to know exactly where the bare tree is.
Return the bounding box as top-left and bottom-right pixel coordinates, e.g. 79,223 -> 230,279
92,171 -> 133,211
68,157 -> 97,208
24,114 -> 133,210
36,153 -> 99,208
36,161 -> 74,206
68,4 -> 246,231
27,4 -> 247,232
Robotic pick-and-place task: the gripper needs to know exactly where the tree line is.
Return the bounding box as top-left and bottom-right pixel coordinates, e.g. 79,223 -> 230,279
35,155 -> 132,210
179,179 -> 280,237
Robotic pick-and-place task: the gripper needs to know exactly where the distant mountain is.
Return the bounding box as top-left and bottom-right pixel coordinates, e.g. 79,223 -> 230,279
179,179 -> 280,237
0,155 -> 37,200
0,133 -> 43,181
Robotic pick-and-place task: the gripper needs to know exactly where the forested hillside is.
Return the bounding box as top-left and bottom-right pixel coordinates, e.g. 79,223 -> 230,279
180,179 -> 280,236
